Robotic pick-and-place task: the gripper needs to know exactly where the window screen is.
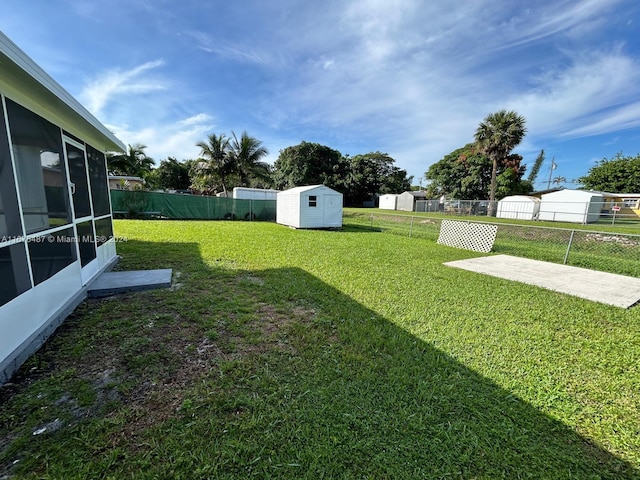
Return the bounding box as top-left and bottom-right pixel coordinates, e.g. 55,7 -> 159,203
309,195 -> 317,207
6,99 -> 71,234
87,144 -> 111,217
28,227 -> 77,285
0,243 -> 31,307
0,98 -> 23,239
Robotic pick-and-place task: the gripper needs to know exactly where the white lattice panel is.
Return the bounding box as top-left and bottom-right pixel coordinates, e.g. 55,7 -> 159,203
437,220 -> 498,253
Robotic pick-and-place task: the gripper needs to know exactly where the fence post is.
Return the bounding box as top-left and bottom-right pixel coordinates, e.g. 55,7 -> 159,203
409,216 -> 414,237
370,214 -> 373,228
563,229 -> 575,265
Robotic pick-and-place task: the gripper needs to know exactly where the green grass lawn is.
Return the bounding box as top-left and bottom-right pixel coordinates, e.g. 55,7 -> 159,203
1,220 -> 640,479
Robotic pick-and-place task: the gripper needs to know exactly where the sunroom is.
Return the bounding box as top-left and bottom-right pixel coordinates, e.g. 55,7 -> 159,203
0,31 -> 125,383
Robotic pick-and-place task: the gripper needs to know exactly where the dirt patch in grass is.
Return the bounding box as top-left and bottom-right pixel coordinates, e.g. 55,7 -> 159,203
0,278 -> 311,476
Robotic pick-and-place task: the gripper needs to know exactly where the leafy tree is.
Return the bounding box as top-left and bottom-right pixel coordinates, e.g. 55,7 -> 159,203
107,143 -> 155,177
578,152 -> 640,192
272,141 -> 348,191
344,152 -> 412,206
154,157 -> 191,191
193,133 -> 233,195
474,110 -> 526,214
229,131 -> 270,187
425,143 -> 527,200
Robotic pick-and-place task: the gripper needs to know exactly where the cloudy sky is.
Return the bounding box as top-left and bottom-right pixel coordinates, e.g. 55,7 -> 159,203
2,0 -> 639,189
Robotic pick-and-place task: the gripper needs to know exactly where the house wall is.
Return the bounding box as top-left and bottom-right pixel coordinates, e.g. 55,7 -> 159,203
602,195 -> 640,218
0,93 -> 119,384
108,177 -> 144,190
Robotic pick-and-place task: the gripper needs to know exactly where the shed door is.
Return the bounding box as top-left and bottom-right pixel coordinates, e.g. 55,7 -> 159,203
323,195 -> 341,225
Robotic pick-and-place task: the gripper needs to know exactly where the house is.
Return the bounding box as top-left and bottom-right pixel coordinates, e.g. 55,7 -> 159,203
276,185 -> 343,229
538,189 -> 604,223
378,194 -> 399,210
108,175 -> 145,190
600,193 -> 640,219
396,191 -> 427,212
0,32 -> 125,383
496,195 -> 541,220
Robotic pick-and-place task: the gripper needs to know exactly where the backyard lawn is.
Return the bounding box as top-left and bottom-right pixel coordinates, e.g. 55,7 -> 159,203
1,220 -> 639,479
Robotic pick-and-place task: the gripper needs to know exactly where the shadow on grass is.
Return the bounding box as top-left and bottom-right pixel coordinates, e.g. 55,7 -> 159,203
1,238 -> 636,478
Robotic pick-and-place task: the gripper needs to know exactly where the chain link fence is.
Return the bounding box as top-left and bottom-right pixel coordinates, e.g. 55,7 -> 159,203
343,211 -> 640,277
413,199 -> 640,226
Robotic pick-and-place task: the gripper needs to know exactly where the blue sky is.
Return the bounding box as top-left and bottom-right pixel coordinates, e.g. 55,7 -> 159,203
2,0 -> 640,191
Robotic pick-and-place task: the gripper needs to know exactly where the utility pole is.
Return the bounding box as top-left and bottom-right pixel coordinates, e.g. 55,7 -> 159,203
546,158 -> 556,190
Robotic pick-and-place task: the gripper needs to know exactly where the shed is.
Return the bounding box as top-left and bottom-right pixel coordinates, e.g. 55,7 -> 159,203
277,185 -> 343,229
538,189 -> 604,223
233,187 -> 280,201
378,194 -> 398,210
496,195 -> 541,220
396,191 -> 427,212
0,32 -> 125,383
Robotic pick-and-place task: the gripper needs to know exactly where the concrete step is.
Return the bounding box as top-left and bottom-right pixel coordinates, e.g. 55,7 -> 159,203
88,269 -> 172,298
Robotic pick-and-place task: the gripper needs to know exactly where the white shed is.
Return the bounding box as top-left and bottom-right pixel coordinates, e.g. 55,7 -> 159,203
379,194 -> 398,210
277,185 -> 343,229
233,187 -> 280,201
538,189 -> 604,223
496,195 -> 541,220
397,191 -> 427,212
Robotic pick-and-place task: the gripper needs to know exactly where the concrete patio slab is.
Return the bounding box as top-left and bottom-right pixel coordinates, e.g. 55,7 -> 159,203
444,255 -> 640,309
88,269 -> 173,298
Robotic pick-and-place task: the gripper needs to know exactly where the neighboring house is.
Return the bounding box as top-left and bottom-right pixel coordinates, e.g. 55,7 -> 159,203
496,195 -> 541,220
276,185 -> 343,229
396,191 -> 427,212
538,189 -> 604,223
601,193 -> 640,219
0,32 -> 125,383
108,175 -> 145,190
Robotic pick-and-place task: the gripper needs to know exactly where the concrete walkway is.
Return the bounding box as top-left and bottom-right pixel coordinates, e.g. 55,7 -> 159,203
444,255 -> 640,309
88,269 -> 173,298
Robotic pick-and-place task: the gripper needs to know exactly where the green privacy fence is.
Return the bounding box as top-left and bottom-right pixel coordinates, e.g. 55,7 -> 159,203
110,190 -> 276,221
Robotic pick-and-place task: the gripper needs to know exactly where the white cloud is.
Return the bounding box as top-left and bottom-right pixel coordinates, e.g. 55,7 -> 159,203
184,31 -> 270,65
80,59 -> 166,115
107,113 -> 216,162
507,49 -> 640,138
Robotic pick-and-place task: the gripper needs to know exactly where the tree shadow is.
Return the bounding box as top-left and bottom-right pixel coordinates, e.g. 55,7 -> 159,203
250,265 -> 637,478
1,238 -> 637,479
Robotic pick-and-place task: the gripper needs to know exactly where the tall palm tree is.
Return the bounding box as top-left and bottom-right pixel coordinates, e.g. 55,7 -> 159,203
474,110 -> 526,215
229,131 -> 269,187
107,143 -> 155,177
194,133 -> 232,195
552,176 -> 566,186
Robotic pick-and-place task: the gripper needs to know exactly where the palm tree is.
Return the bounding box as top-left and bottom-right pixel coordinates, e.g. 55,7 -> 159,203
474,110 -> 526,215
194,133 -> 232,195
107,143 -> 155,177
552,176 -> 566,186
229,131 -> 269,187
